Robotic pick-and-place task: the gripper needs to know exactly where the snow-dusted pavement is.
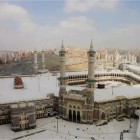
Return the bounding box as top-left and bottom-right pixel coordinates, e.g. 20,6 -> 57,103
0,117 -> 139,140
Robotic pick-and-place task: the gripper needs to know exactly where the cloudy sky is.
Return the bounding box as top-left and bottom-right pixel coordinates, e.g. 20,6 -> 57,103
0,0 -> 140,51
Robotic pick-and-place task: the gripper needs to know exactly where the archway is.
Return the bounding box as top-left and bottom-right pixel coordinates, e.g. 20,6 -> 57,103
77,111 -> 80,122
69,110 -> 72,121
73,110 -> 76,122
48,113 -> 50,117
101,112 -> 105,120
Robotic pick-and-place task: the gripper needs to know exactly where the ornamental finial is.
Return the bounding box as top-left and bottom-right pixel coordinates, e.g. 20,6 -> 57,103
90,39 -> 94,50
61,40 -> 64,50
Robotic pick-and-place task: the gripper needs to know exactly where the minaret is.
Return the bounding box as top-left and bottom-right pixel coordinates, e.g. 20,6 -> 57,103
42,50 -> 45,70
104,49 -> 108,70
128,51 -> 131,63
34,50 -> 38,74
105,49 -> 108,62
86,40 -> 96,105
58,41 -> 68,116
113,49 -> 119,69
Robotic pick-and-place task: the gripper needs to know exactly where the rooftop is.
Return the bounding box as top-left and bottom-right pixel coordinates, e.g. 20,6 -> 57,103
0,70 -> 140,103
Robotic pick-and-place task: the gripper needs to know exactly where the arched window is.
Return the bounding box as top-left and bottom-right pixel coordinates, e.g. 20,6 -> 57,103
77,106 -> 80,109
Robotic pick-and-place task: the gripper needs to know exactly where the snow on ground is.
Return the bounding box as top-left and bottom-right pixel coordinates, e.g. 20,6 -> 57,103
0,117 -> 139,140
1,72 -> 140,103
0,70 -> 140,139
0,73 -> 59,103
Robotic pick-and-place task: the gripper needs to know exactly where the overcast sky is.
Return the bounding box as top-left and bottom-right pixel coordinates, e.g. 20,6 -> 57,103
0,0 -> 140,51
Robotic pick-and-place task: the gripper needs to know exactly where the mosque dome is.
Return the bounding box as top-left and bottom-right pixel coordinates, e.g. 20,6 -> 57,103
14,76 -> 24,89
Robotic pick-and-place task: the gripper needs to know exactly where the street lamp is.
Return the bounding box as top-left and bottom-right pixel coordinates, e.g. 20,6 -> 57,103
56,116 -> 60,133
56,75 -> 58,87
112,86 -> 114,95
38,76 -> 40,92
128,109 -> 133,132
48,71 -> 49,80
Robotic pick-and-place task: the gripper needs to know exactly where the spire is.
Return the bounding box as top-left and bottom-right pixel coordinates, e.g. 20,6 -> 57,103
86,39 -> 96,105
90,39 -> 93,50
88,40 -> 96,54
61,40 -> 65,50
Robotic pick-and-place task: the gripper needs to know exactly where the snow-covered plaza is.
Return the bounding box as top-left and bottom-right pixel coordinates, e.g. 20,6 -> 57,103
0,117 -> 139,140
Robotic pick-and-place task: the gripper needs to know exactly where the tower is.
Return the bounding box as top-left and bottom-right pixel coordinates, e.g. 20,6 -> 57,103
58,41 -> 68,116
128,51 -> 132,63
104,49 -> 108,70
113,49 -> 119,69
34,50 -> 38,74
42,50 -> 45,70
86,40 -> 96,104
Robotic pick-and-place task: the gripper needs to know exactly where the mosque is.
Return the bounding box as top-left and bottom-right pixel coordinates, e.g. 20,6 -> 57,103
0,41 -> 140,135
58,41 -> 140,124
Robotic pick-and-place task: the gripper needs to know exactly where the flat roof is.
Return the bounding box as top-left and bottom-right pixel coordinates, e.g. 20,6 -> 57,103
0,73 -> 60,104
0,71 -> 140,104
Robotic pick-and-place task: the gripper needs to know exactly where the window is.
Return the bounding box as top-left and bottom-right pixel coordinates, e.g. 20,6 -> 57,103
89,100 -> 91,104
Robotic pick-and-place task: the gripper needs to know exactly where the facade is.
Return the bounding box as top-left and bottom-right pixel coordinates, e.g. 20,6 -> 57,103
0,95 -> 56,131
10,102 -> 36,131
61,41 -> 96,123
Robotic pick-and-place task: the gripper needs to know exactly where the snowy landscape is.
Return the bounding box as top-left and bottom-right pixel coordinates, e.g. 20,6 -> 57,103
0,72 -> 140,103
0,117 -> 139,140
0,72 -> 140,139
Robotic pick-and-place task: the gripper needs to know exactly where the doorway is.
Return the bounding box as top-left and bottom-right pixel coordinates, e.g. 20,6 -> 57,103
101,112 -> 105,120
69,110 -> 72,121
77,111 -> 80,122
73,110 -> 76,122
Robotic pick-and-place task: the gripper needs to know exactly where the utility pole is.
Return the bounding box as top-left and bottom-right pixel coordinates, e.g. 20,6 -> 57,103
57,117 -> 58,133
56,75 -> 57,87
38,77 -> 40,92
56,116 -> 59,133
112,86 -> 113,95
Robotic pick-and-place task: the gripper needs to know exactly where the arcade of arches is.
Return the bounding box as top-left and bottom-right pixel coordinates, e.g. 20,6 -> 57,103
68,110 -> 81,122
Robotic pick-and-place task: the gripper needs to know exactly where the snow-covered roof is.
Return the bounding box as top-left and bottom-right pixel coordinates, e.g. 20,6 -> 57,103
128,64 -> 140,71
0,73 -> 59,104
0,71 -> 140,104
